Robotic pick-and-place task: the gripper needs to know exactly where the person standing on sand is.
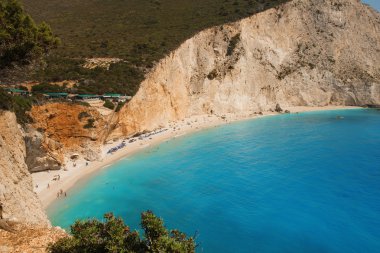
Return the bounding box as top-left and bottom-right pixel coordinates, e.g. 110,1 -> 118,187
47,183 -> 50,189
64,192 -> 67,197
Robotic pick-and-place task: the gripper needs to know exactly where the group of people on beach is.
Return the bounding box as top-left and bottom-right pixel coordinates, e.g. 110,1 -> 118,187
36,171 -> 67,198
56,189 -> 67,198
40,161 -> 90,199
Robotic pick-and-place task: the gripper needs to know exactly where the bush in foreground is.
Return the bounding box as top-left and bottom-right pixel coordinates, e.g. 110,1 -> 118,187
49,211 -> 196,253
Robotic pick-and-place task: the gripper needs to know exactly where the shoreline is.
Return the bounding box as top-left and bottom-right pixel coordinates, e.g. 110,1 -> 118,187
31,106 -> 362,209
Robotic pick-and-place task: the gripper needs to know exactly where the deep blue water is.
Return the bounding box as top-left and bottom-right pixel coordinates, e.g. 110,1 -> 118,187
48,109 -> 380,253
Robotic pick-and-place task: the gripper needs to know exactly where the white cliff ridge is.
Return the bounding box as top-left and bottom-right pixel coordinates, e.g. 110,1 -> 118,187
112,0 -> 380,136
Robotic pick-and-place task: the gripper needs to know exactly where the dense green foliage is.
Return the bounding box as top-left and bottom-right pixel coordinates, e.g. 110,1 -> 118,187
11,94 -> 33,124
21,0 -> 289,95
31,82 -> 66,93
0,88 -> 13,111
0,0 -> 59,68
0,0 -> 58,124
0,87 -> 34,124
103,100 -> 115,110
32,57 -> 143,95
49,211 -> 196,253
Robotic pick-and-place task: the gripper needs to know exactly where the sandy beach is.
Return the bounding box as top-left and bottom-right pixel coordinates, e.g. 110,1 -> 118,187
32,106 -> 361,208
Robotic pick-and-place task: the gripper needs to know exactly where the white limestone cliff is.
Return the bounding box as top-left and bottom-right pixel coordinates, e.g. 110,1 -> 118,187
112,0 -> 380,137
0,111 -> 49,226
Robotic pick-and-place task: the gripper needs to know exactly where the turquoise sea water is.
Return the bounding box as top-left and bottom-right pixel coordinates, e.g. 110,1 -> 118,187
48,109 -> 380,253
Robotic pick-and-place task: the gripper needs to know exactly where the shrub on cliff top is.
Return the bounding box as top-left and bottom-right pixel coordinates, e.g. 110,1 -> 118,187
0,88 -> 13,111
31,83 -> 66,93
115,101 -> 126,112
0,87 -> 33,125
48,211 -> 196,253
103,100 -> 115,110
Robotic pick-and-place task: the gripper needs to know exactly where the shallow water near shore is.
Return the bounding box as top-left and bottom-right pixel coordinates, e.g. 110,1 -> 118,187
48,109 -> 380,253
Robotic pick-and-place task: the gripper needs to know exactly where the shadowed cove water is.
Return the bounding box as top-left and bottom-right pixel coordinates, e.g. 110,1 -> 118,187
48,109 -> 380,253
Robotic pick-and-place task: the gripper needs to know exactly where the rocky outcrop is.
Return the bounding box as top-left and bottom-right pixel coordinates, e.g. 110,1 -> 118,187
28,103 -> 111,169
0,111 -> 48,225
0,223 -> 66,253
24,127 -> 63,172
111,0 -> 380,137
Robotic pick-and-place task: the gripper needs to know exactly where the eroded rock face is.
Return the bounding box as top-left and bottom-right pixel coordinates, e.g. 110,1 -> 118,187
28,103 -> 110,169
24,128 -> 62,172
112,0 -> 380,137
0,111 -> 48,225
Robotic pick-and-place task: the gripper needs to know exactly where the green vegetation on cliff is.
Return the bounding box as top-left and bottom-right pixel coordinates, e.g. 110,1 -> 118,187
20,0 -> 289,95
49,211 -> 196,253
0,0 -> 59,123
0,88 -> 34,124
103,100 -> 115,110
0,0 -> 59,68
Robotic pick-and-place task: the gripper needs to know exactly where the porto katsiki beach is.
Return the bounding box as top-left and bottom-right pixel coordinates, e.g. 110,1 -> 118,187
0,0 -> 379,252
